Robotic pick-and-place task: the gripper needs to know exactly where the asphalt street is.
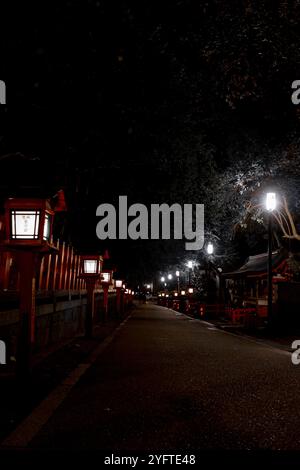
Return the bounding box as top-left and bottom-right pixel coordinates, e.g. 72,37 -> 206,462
3,303 -> 300,453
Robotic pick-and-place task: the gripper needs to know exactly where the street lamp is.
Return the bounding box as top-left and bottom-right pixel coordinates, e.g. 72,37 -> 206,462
168,274 -> 172,280
206,242 -> 214,255
265,192 -> 277,327
176,270 -> 180,292
115,279 -> 123,317
161,276 -> 165,283
79,254 -> 102,338
101,270 -> 113,320
1,197 -> 57,377
187,261 -> 193,285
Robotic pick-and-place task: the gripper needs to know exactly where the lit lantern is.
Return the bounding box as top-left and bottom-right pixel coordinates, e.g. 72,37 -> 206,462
1,197 -> 59,377
81,255 -> 102,276
78,254 -> 103,338
174,292 -> 178,297
181,290 -> 186,296
101,269 -> 113,319
101,270 -> 113,285
4,198 -> 54,248
115,279 -> 123,316
188,287 -> 194,294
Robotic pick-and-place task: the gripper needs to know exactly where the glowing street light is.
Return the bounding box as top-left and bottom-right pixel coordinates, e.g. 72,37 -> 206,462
115,279 -> 123,317
168,274 -> 172,280
2,197 -> 59,377
187,261 -> 193,285
101,270 -> 113,320
175,270 -> 180,292
266,192 -> 277,212
161,276 -> 165,282
265,191 -> 277,326
79,254 -> 103,338
206,242 -> 214,255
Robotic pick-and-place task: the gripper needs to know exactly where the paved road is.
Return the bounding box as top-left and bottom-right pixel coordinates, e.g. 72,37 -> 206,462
5,303 -> 300,453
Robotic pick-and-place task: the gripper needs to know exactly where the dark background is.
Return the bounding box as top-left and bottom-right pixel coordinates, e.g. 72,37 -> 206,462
1,0 -> 300,283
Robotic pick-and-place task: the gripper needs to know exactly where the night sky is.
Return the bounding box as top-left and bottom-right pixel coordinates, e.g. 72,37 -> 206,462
1,1 -> 300,283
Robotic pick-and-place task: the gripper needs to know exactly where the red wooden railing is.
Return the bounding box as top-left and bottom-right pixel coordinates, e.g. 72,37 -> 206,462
0,240 -> 92,294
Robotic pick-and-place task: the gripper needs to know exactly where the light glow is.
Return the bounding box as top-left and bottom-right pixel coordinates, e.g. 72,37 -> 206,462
11,210 -> 40,239
207,242 -> 214,255
266,192 -> 277,212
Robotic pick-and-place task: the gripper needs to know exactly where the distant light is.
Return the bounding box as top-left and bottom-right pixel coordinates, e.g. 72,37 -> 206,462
188,287 -> 194,294
158,294 -> 162,297
161,276 -> 165,282
174,292 -> 178,297
207,242 -> 214,255
162,293 -> 165,297
181,290 -> 186,296
187,261 -> 193,269
266,192 -> 277,212
168,274 -> 172,280
146,284 -> 151,289
164,283 -> 167,287
115,280 -> 123,288
166,294 -> 169,298
176,270 -> 180,277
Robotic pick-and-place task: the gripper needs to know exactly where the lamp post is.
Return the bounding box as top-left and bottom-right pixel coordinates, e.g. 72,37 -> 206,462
101,270 -> 113,321
175,270 -> 180,293
266,192 -> 277,327
115,279 -> 123,317
79,255 -> 102,338
1,197 -> 57,377
187,261 -> 193,285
